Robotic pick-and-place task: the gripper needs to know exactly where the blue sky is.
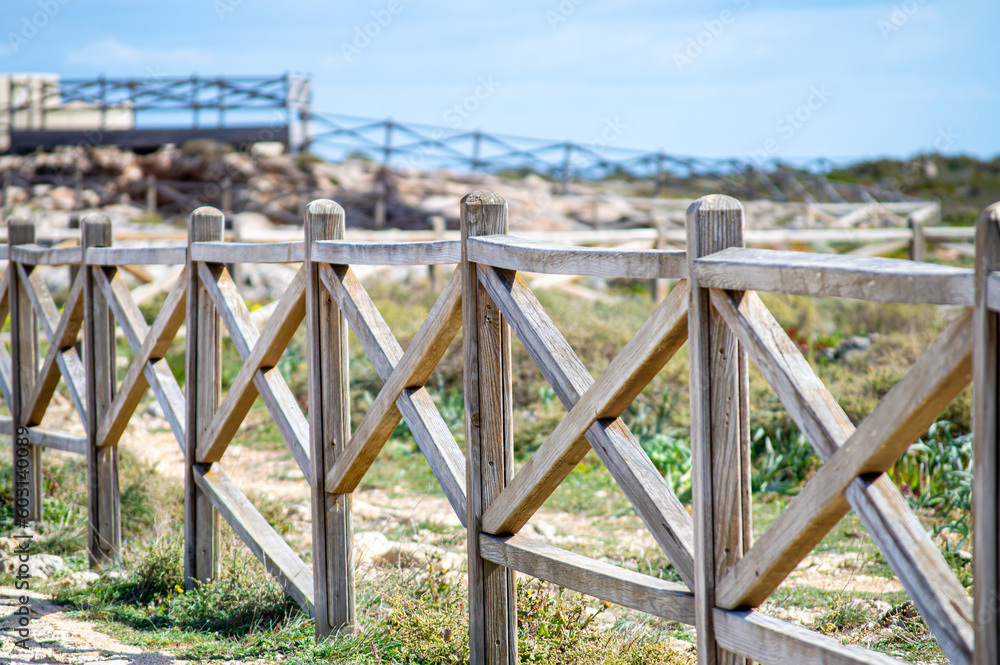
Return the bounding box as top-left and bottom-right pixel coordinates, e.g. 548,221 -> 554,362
2,0 -> 997,162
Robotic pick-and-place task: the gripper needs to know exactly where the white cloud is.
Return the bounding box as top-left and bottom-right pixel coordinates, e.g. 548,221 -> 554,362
64,39 -> 217,73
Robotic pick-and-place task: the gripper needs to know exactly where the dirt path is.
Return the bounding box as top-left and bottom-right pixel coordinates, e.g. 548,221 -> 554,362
0,588 -> 190,664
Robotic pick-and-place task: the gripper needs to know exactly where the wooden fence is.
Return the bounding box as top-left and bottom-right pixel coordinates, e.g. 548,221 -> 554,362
3,192 -> 999,665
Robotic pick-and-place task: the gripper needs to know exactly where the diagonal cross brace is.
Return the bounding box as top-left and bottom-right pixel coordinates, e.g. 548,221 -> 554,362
19,265 -> 88,424
319,263 -> 468,526
714,292 -> 973,610
325,267 -> 463,495
475,265 -> 696,589
97,270 -> 188,450
709,289 -> 974,665
195,262 -> 311,481
482,280 -> 690,536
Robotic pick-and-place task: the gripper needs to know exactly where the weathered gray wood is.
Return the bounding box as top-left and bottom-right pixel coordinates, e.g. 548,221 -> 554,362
312,239 -> 461,266
715,299 -> 973,609
28,426 -> 87,454
480,534 -> 695,624
185,207 -> 222,588
8,220 -> 41,523
476,265 -> 696,589
986,272 -> 1000,313
908,213 -> 926,262
466,235 -> 687,279
193,463 -> 314,612
463,191 -> 517,665
85,246 -> 187,266
693,247 -> 974,305
98,271 -> 187,448
686,195 -> 750,665
481,281 -> 689,535
325,268 -> 462,493
9,244 -> 82,266
319,263 -> 467,525
190,241 -> 305,264
23,270 -> 85,426
82,214 -> 120,566
197,267 -> 307,468
974,202 -> 1000,665
305,200 -> 355,637
713,609 -> 908,665
712,286 -> 974,663
196,263 -> 311,478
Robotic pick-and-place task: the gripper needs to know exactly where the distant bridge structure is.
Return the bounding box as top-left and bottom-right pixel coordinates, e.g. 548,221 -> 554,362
2,72 -> 918,204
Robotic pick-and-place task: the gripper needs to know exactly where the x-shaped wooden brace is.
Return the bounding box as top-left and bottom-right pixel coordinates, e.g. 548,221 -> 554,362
474,266 -> 697,590
709,290 -> 974,665
92,267 -> 188,450
194,262 -> 311,480
319,263 -> 468,526
17,264 -> 88,428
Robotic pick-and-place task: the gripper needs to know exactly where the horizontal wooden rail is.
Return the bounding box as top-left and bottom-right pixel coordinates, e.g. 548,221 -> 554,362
0,417 -> 87,454
311,239 -> 460,265
987,272 -> 1000,312
191,241 -> 305,264
86,246 -> 187,266
467,235 -> 688,278
9,244 -> 82,265
693,247 -> 974,305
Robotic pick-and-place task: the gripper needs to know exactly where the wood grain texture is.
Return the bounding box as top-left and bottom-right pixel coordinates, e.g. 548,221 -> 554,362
712,288 -> 973,663
191,240 -> 305,264
476,265 -> 696,589
465,235 -> 687,279
194,262 -> 311,477
480,534 -> 695,624
713,609 -> 908,665
193,464 -> 314,612
481,281 -> 689,535
325,268 -> 462,493
319,263 -> 467,525
312,239 -> 461,265
23,270 -> 85,426
8,220 -> 41,522
9,244 -> 82,265
305,199 -> 355,637
973,202 -> 1000,665
82,214 -> 120,566
86,246 -> 187,266
98,271 -> 187,448
693,247 -> 973,305
197,268 -> 307,470
185,207 -> 223,588
715,299 -> 973,609
685,195 -> 750,665
462,191 -> 517,665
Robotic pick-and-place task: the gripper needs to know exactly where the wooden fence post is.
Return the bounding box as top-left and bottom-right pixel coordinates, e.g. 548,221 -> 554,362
909,213 -> 926,263
305,199 -> 355,636
145,175 -> 157,215
651,217 -> 670,303
973,202 -> 1000,665
9,218 -> 41,522
686,195 -> 751,665
82,213 -> 120,566
462,191 -> 516,665
185,206 -> 223,588
428,214 -> 445,290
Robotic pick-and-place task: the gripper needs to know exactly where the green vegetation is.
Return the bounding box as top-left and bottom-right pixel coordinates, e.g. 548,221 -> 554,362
1,270 -> 975,663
